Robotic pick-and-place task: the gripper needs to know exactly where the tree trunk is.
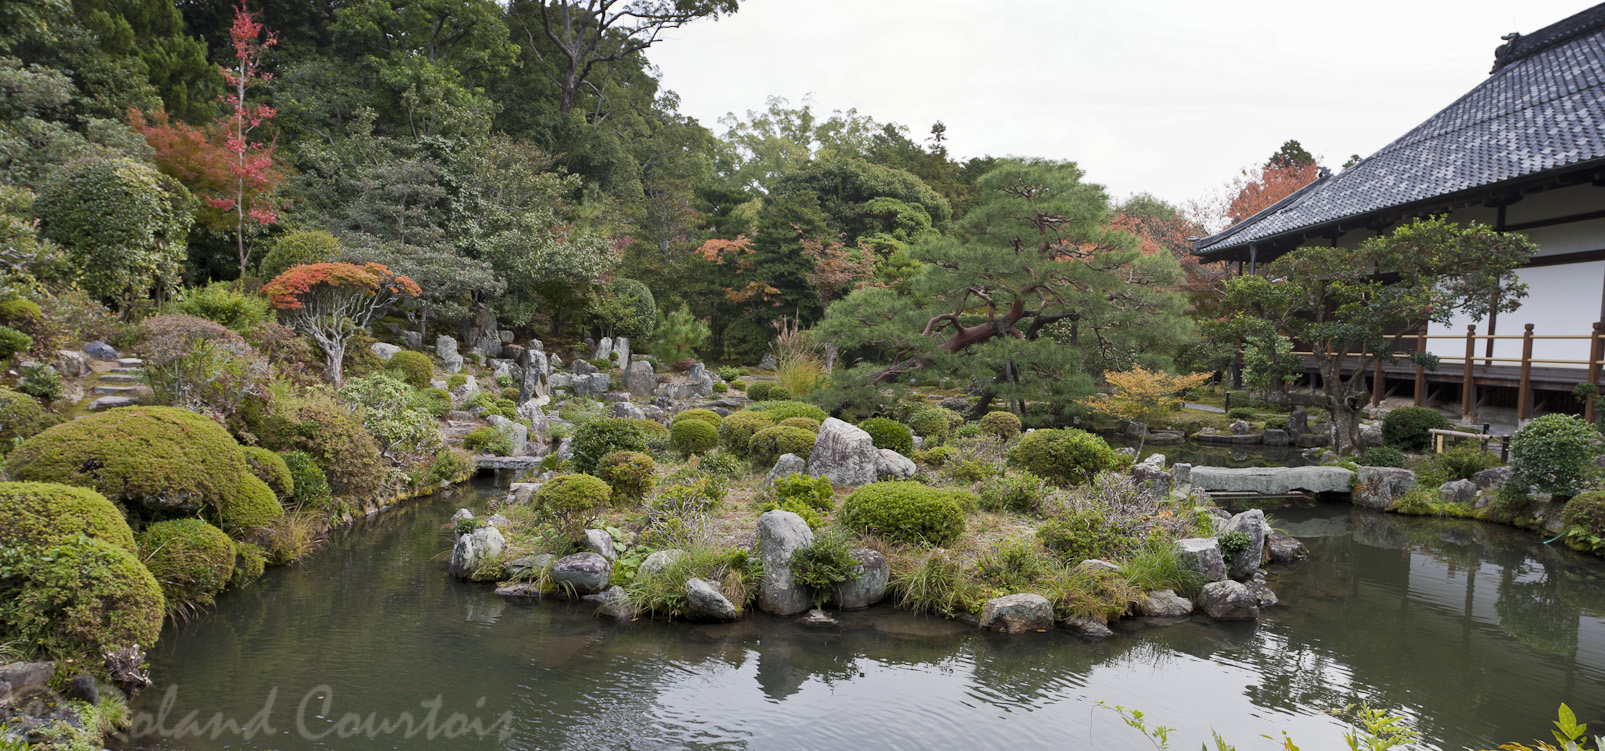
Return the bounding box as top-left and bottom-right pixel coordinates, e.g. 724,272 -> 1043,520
326,341 -> 345,386
1329,400 -> 1363,455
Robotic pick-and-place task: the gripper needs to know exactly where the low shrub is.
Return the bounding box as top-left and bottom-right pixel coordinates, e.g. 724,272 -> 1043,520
1012,429 -> 1125,486
535,474 -> 612,544
412,387 -> 453,418
779,416 -> 821,433
446,373 -> 467,389
747,425 -> 817,468
0,481 -> 135,554
979,411 -> 1022,441
974,537 -> 1052,594
977,473 -> 1052,515
790,531 -> 859,608
1381,406 -> 1451,452
631,419 -> 670,450
0,325 -> 29,360
16,361 -> 60,401
772,473 -> 835,511
0,536 -> 165,673
1358,445 -> 1408,469
1226,407 -> 1256,420
1510,413 -> 1604,497
1037,508 -> 1133,563
713,382 -> 728,393
385,350 -> 433,389
0,388 -> 53,447
218,473 -> 286,536
244,389 -> 385,502
259,229 -> 338,280
669,418 -> 720,457
137,313 -> 268,419
731,380 -> 747,392
138,518 -> 236,612
747,400 -> 829,423
462,426 -> 513,456
598,451 -> 655,503
570,418 -> 647,475
719,410 -> 777,456
717,366 -> 741,382
420,446 -> 474,486
175,281 -> 270,333
745,381 -> 787,402
240,446 -> 293,499
908,407 -> 962,441
338,374 -> 442,467
859,417 -> 914,455
671,409 -> 724,428
840,481 -> 968,545
280,451 -> 332,513
1217,530 -> 1253,560
916,445 -> 956,467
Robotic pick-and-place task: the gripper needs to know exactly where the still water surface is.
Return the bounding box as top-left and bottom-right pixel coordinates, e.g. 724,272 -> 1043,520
113,480 -> 1605,750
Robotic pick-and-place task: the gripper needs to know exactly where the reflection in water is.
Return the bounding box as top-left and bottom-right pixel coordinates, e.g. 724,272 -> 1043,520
113,481 -> 1605,751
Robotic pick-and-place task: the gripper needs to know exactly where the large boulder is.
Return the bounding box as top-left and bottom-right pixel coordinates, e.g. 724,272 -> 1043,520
1267,535 -> 1309,564
685,578 -> 741,621
685,363 -> 714,397
1440,479 -> 1478,506
486,414 -> 528,456
586,586 -> 635,620
1360,423 -> 1384,446
593,337 -> 614,363
436,335 -> 459,361
808,418 -> 881,487
1131,462 -> 1172,496
1473,465 -> 1513,490
1261,428 -> 1290,446
1353,467 -> 1416,510
639,549 -> 685,577
1135,589 -> 1193,618
1058,617 -> 1114,640
1222,509 -> 1271,580
84,341 -> 119,361
978,594 -> 1054,633
1287,408 -> 1308,435
756,510 -> 814,616
875,449 -> 918,481
832,548 -> 889,609
1188,466 -> 1353,495
625,360 -> 655,396
370,342 -> 401,361
583,529 -> 616,561
448,526 -> 505,579
1174,538 -> 1228,582
518,347 -> 550,405
550,552 -> 612,595
1198,580 -> 1260,621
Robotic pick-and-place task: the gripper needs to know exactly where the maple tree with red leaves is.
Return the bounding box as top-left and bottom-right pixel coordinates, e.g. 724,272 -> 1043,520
262,262 -> 420,384
131,1 -> 284,279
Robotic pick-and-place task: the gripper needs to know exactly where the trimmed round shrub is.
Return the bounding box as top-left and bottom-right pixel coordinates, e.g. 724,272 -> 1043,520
280,451 -> 331,512
386,350 -> 434,389
1037,510 -> 1132,562
0,481 -> 135,554
245,390 -> 385,502
745,381 -> 787,402
598,451 -> 655,503
241,446 -> 293,499
979,411 -> 1022,441
671,409 -> 724,428
231,541 -> 267,587
747,400 -> 828,423
6,406 -> 263,522
0,388 -> 57,445
259,229 -> 339,280
908,408 -> 962,441
446,373 -> 468,389
858,417 -> 914,455
1563,490 -> 1605,535
773,472 -> 836,511
1510,413 -> 1605,496
1013,428 -> 1125,486
219,473 -> 285,535
175,281 -> 270,333
0,536 -> 164,670
720,410 -> 778,456
462,426 -> 513,456
1225,407 -> 1256,420
534,473 -> 612,542
1358,445 -> 1408,469
748,425 -> 817,467
570,418 -> 648,475
631,419 -> 670,447
0,297 -> 41,324
412,387 -> 453,419
722,316 -> 771,365
731,380 -> 748,392
138,518 -> 236,611
669,418 -> 720,457
1381,406 -> 1451,452
840,481 -> 968,545
779,417 -> 821,433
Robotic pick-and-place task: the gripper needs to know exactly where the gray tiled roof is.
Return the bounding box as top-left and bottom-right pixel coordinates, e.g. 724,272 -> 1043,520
1195,3 -> 1605,255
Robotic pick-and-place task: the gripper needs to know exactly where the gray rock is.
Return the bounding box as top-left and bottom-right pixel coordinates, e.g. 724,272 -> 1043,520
1174,538 -> 1228,582
550,372 -> 573,391
549,353 -> 564,369
758,353 -> 778,370
371,342 -> 401,360
1171,462 -> 1192,485
1267,535 -> 1309,564
0,661 -> 55,705
448,526 -> 505,579
519,348 -> 550,405
807,418 -> 881,487
1057,617 -> 1114,639
84,341 -> 118,360
400,330 -> 423,350
1360,422 -> 1384,446
550,552 -> 612,595
88,396 -> 138,412
436,335 -> 459,360
1230,419 -> 1252,435
450,376 -> 481,404
613,337 -> 631,369
583,529 -> 616,561
1188,465 -> 1354,495
1244,577 -> 1279,608
486,414 -> 529,456
53,350 -> 89,378
978,593 -> 1055,633
448,508 -> 475,528
1295,433 -> 1331,447
1131,462 -> 1171,496
800,608 -> 840,626
1261,428 -> 1290,446
625,360 -> 655,396
442,353 -> 464,373
586,585 -> 635,619
685,578 -> 741,621
1075,559 -> 1122,576
1287,409 -> 1309,435
1223,509 -> 1272,580
593,337 -> 614,363
65,673 -> 98,704
765,453 -> 809,486
572,372 -> 612,396
612,401 -> 646,420
1440,478 -> 1478,506
1354,467 -> 1417,510
1473,465 -> 1513,490
832,548 -> 889,609
756,510 -> 814,616
1198,580 -> 1260,621
685,362 -> 714,397
875,449 -> 918,481
1135,589 -> 1193,617
504,482 -> 542,506
573,358 -> 598,375
639,549 -> 685,577
938,396 -> 971,413
499,329 -> 514,344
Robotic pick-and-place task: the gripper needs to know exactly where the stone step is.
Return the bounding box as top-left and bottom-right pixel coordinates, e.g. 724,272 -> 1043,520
444,420 -> 484,429
88,396 -> 138,412
110,367 -> 144,375
91,385 -> 139,396
114,358 -> 143,367
98,373 -> 140,384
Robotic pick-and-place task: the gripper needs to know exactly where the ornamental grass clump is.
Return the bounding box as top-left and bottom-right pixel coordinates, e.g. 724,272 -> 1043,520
624,543 -> 756,619
840,481 -> 969,546
890,548 -> 974,615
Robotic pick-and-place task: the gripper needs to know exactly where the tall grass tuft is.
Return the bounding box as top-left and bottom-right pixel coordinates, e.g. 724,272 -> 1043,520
771,316 -> 830,398
1118,535 -> 1205,597
890,548 -> 975,615
623,543 -> 757,618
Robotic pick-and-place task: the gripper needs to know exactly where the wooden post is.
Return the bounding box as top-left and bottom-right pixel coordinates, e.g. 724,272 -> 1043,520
1518,323 -> 1535,422
1462,324 -> 1476,422
1588,322 -> 1604,424
1371,358 -> 1383,407
1413,326 -> 1427,407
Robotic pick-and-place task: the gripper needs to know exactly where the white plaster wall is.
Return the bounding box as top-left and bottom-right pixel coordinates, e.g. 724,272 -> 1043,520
1429,260 -> 1604,368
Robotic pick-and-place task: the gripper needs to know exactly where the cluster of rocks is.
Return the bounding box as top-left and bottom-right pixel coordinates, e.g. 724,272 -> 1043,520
1188,408 -> 1330,449
798,418 -> 917,487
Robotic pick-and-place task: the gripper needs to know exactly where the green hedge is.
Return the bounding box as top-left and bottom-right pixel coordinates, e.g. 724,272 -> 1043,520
840,481 -> 969,545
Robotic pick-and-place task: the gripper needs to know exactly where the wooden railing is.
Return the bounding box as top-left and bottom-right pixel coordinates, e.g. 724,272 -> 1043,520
1282,322 -> 1605,423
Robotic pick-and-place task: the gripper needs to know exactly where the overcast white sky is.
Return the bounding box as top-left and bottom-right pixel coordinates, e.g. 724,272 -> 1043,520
650,0 -> 1595,207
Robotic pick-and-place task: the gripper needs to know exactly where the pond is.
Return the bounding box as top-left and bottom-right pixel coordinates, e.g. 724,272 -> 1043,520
111,479 -> 1605,751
